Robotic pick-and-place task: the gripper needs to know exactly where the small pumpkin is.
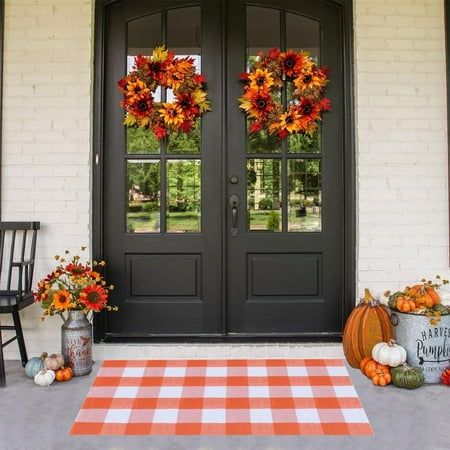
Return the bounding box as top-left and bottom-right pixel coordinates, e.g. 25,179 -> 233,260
55,366 -> 73,382
441,368 -> 450,386
391,363 -> 424,389
25,352 -> 46,378
34,369 -> 55,387
360,357 -> 390,379
343,289 -> 393,368
43,353 -> 65,371
372,340 -> 407,367
371,368 -> 392,386
396,296 -> 416,313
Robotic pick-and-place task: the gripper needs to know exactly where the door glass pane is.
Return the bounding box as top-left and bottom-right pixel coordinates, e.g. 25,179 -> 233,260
167,160 -> 201,233
288,159 -> 322,232
127,14 -> 162,154
127,160 -> 161,233
286,13 -> 321,154
166,7 -> 202,153
246,6 -> 281,154
286,13 -> 320,59
247,159 -> 281,232
167,121 -> 201,154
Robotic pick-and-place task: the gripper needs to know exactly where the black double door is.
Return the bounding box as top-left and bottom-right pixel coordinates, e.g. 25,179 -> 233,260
100,0 -> 347,339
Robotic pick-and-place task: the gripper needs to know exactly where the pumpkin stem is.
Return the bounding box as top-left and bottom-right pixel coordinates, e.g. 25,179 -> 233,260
40,352 -> 48,360
388,339 -> 397,346
362,288 -> 375,304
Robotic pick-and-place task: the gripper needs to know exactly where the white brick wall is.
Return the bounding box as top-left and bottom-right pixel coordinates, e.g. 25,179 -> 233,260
1,0 -> 449,358
355,0 -> 450,297
1,0 -> 93,357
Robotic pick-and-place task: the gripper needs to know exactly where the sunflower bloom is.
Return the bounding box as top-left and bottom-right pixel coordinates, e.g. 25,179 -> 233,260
269,108 -> 302,134
159,103 -> 186,126
239,89 -> 274,120
279,51 -> 305,78
248,68 -> 274,92
79,285 -> 108,312
294,68 -> 328,94
53,290 -> 72,310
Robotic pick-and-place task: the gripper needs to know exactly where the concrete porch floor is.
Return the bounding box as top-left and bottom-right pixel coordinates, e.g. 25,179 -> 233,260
0,360 -> 448,450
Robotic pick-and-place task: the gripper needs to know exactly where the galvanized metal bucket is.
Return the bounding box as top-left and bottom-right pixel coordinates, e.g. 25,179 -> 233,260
391,311 -> 450,383
61,310 -> 93,376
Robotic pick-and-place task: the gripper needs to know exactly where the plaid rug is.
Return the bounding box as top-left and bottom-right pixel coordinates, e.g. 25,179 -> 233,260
70,359 -> 373,435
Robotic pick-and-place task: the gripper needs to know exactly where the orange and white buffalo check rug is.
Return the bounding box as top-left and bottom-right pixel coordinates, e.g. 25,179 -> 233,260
70,359 -> 373,435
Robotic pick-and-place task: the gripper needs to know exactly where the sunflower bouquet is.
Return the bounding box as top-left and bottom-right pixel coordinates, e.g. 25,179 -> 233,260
34,248 -> 118,321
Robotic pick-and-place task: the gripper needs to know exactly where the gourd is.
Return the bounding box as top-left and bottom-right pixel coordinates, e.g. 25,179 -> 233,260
371,368 -> 391,386
395,296 -> 416,313
55,366 -> 73,382
34,369 -> 56,387
372,340 -> 407,367
441,368 -> 450,386
433,303 -> 449,315
43,353 -> 65,371
25,353 -> 46,378
391,364 -> 424,389
360,357 -> 390,378
343,289 -> 393,368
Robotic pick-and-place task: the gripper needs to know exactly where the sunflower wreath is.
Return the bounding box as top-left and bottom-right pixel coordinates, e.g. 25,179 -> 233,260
239,48 -> 331,140
117,46 -> 211,140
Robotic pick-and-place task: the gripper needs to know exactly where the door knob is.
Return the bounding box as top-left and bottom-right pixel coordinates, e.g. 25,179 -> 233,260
229,194 -> 240,237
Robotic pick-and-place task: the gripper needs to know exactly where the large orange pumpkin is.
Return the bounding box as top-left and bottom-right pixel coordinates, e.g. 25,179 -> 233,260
343,289 -> 393,368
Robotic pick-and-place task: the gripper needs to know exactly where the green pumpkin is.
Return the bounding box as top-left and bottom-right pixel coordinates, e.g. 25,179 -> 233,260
24,353 -> 47,378
388,291 -> 402,310
433,303 -> 449,315
390,363 -> 424,389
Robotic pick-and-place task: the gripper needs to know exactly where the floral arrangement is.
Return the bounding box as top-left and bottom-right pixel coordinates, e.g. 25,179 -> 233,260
117,46 -> 211,140
385,275 -> 449,324
239,48 -> 331,140
34,248 -> 118,320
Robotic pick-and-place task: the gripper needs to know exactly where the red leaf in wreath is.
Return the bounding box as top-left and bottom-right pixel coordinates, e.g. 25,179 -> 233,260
153,124 -> 167,140
278,129 -> 289,140
250,122 -> 263,133
193,74 -> 207,85
268,48 -> 280,60
240,72 -> 249,81
319,97 -> 332,112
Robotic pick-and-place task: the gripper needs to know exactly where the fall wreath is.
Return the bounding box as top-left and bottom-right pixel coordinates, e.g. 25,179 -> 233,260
239,48 -> 331,140
117,46 -> 211,140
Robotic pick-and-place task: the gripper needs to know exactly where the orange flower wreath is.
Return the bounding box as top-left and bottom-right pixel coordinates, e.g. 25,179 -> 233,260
118,46 -> 211,140
239,48 -> 331,140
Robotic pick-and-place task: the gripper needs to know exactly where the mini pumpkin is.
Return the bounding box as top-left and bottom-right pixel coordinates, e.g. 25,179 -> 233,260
372,340 -> 407,367
441,368 -> 450,386
34,369 -> 55,387
391,364 -> 424,389
25,352 -> 46,378
55,366 -> 73,382
371,368 -> 391,386
43,353 -> 65,371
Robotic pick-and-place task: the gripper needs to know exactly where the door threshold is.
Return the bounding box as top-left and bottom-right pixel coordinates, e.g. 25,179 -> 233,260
93,342 -> 343,360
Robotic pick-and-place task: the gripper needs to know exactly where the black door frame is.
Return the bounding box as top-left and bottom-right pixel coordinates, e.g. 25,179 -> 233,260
92,0 -> 356,343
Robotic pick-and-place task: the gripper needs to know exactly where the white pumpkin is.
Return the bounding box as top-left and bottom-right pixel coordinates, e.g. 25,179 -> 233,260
372,340 -> 407,367
34,369 -> 56,387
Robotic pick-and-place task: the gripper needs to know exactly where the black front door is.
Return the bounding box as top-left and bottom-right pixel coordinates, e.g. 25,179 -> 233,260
98,0 -> 349,340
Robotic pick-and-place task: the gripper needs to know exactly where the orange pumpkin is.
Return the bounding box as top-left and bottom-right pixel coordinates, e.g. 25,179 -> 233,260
55,366 -> 73,382
425,287 -> 440,306
371,368 -> 392,386
360,357 -> 390,378
343,289 -> 393,368
396,297 -> 416,313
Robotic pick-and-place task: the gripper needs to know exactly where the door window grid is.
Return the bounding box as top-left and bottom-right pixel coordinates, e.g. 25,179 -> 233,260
245,6 -> 322,233
125,7 -> 203,234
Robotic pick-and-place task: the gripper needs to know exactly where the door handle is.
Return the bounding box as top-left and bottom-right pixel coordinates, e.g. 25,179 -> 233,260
229,194 -> 240,237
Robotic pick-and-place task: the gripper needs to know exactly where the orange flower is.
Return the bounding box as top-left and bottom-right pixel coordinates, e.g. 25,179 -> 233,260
239,89 -> 275,120
79,285 -> 108,312
248,68 -> 274,92
269,108 -> 302,135
53,290 -> 72,310
297,98 -> 322,133
159,103 -> 185,126
280,51 -> 304,78
294,67 -> 328,94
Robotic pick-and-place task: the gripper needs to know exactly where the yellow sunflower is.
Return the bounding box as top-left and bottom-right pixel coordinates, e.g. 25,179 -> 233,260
248,68 -> 274,92
53,290 -> 72,310
152,46 -> 170,63
269,109 -> 302,134
159,103 -> 186,126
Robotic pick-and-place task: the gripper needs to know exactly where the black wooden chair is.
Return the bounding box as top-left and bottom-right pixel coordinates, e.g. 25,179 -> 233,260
0,222 -> 40,387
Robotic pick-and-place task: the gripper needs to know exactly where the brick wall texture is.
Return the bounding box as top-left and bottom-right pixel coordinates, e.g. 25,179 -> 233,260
1,0 -> 448,357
